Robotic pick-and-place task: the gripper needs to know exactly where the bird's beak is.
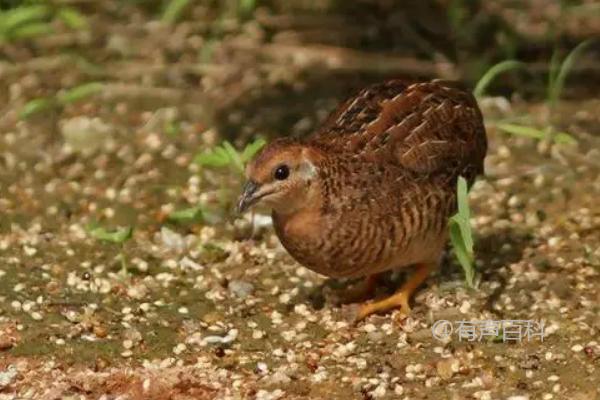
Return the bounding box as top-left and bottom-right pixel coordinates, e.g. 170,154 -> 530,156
237,180 -> 260,213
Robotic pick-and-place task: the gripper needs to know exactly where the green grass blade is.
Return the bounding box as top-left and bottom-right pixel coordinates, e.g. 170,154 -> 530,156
473,60 -> 524,98
449,220 -> 475,288
87,225 -> 133,244
57,82 -> 104,104
553,131 -> 578,145
240,138 -> 266,163
547,47 -> 560,104
161,0 -> 191,25
199,38 -> 217,63
222,141 -> 244,173
57,7 -> 89,30
195,146 -> 231,168
449,175 -> 475,288
496,123 -> 546,140
548,39 -> 595,109
456,176 -> 470,221
0,5 -> 50,35
238,0 -> 256,18
20,97 -> 57,119
9,21 -> 53,40
168,206 -> 203,223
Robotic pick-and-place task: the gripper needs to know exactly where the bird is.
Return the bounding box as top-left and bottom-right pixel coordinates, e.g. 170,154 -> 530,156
237,79 -> 487,321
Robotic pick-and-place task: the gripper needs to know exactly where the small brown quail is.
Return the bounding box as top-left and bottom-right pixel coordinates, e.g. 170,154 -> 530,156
238,79 -> 487,320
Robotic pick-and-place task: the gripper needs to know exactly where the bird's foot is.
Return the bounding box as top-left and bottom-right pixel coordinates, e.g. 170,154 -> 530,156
353,290 -> 412,323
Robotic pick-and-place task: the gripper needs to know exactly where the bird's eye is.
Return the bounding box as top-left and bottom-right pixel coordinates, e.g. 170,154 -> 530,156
274,165 -> 290,180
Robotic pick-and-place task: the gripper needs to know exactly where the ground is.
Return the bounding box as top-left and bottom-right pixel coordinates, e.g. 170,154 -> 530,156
0,2 -> 599,399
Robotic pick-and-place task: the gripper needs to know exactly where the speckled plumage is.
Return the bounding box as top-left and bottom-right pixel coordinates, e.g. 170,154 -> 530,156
241,79 -> 487,282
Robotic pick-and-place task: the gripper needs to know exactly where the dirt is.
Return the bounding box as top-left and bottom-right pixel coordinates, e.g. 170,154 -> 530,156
1,2 -> 600,400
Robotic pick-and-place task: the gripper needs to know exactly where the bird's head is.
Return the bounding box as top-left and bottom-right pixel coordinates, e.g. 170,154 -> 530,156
237,138 -> 323,215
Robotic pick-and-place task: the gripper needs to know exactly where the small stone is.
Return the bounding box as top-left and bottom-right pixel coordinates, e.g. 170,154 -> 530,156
0,365 -> 17,388
61,116 -> 113,152
93,326 -> 108,338
173,343 -> 187,355
436,357 -> 459,379
571,344 -> 583,352
30,312 -> 43,321
160,227 -> 186,252
394,384 -> 404,395
228,280 -> 254,299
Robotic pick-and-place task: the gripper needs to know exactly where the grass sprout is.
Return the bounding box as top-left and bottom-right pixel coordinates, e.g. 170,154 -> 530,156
168,205 -> 204,224
87,224 -> 133,276
195,138 -> 266,174
57,82 -> 104,105
56,7 -> 89,30
161,0 -> 191,25
19,97 -> 58,119
496,123 -> 577,145
20,82 -> 105,120
449,176 -> 476,288
238,0 -> 257,18
0,4 -> 88,42
473,60 -> 525,98
547,39 -> 595,109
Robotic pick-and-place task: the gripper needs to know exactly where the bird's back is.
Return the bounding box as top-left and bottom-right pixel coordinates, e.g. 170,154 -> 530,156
308,79 -> 487,186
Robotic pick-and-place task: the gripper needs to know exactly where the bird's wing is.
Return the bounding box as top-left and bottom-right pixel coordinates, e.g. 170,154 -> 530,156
310,79 -> 487,182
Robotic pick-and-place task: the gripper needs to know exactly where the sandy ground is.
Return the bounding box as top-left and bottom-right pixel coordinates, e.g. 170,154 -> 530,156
0,2 -> 599,399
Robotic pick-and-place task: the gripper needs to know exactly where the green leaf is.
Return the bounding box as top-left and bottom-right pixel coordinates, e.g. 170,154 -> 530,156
195,148 -> 231,168
240,138 -> 266,163
496,123 -> 546,140
57,7 -> 89,30
9,21 -> 53,40
0,5 -> 50,36
87,225 -> 133,244
553,131 -> 578,145
455,176 -> 470,221
222,141 -> 244,172
496,123 -> 577,145
473,60 -> 525,98
57,82 -> 104,104
164,120 -> 181,137
168,206 -> 203,223
449,175 -> 475,288
199,39 -> 217,63
238,0 -> 256,18
449,220 -> 475,288
548,39 -> 595,109
161,0 -> 191,25
20,97 -> 57,119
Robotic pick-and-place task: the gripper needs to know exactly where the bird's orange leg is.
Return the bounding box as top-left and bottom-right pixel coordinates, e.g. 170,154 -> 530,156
355,262 -> 433,322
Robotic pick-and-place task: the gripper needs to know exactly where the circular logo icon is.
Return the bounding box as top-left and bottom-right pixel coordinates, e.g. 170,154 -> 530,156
432,320 -> 453,341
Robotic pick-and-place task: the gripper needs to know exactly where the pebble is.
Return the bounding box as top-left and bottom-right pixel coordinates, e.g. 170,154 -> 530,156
570,344 -> 583,352
436,358 -> 459,379
0,366 -> 17,389
203,329 -> 238,345
173,343 -> 187,355
228,280 -> 254,299
30,312 -> 43,321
